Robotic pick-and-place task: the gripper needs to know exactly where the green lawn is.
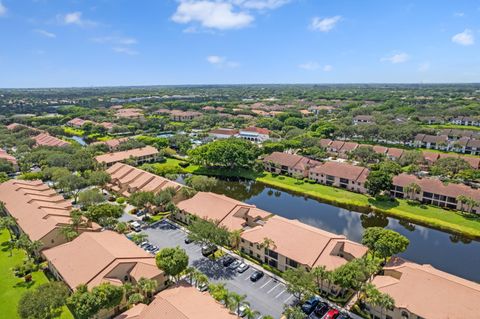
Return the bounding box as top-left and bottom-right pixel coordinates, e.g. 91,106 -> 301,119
0,231 -> 73,319
257,173 -> 480,238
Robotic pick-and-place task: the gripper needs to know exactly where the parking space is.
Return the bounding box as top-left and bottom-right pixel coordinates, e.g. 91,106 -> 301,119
142,220 -> 294,319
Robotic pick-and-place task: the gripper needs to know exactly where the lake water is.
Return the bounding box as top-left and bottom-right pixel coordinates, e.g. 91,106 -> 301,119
197,177 -> 480,283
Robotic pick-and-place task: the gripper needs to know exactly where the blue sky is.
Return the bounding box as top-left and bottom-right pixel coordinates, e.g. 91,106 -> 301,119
0,0 -> 479,87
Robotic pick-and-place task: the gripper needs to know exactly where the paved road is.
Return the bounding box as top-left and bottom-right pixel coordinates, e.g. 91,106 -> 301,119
142,220 -> 295,319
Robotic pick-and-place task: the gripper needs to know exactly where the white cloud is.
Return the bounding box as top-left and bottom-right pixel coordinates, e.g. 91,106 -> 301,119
452,29 -> 474,46
310,16 -> 342,32
232,0 -> 291,10
323,64 -> 333,72
298,62 -> 333,72
34,29 -> 56,38
172,1 -> 253,30
92,36 -> 137,45
58,11 -> 97,27
113,47 -> 139,55
453,12 -> 465,17
207,55 -> 239,68
418,62 -> 430,72
0,1 -> 6,17
381,52 -> 410,64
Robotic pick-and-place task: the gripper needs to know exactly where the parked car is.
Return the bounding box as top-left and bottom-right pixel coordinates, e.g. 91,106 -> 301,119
228,260 -> 241,270
336,313 -> 352,319
301,296 -> 320,315
135,210 -> 146,217
197,282 -> 208,292
184,236 -> 194,244
314,302 -> 330,318
324,308 -> 339,319
139,241 -> 149,248
201,244 -> 218,257
237,263 -> 249,273
250,270 -> 264,282
222,255 -> 235,267
236,304 -> 249,317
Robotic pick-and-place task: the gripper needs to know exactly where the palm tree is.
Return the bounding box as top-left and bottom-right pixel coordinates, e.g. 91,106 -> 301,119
137,277 -> 157,301
378,293 -> 395,318
0,200 -> 6,215
243,307 -> 260,319
70,209 -> 86,232
466,198 -> 478,214
184,266 -> 198,285
260,237 -> 277,251
229,230 -> 242,250
404,182 -> 421,201
457,195 -> 469,212
60,225 -> 78,242
195,273 -> 209,289
208,283 -> 228,303
0,216 -> 17,241
312,265 -> 328,294
283,305 -> 305,319
228,292 -> 247,316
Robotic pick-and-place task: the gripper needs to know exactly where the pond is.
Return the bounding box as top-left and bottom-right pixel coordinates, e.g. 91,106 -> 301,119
183,176 -> 480,283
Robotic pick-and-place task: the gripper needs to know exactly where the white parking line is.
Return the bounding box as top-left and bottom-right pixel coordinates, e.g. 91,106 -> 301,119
275,289 -> 286,299
260,279 -> 272,288
267,283 -> 281,294
284,295 -> 294,303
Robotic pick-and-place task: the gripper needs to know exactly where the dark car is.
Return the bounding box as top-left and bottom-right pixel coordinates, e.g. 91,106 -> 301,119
336,313 -> 352,319
301,296 -> 320,315
314,302 -> 330,318
201,244 -> 218,257
222,256 -> 235,267
184,237 -> 194,244
250,270 -> 264,282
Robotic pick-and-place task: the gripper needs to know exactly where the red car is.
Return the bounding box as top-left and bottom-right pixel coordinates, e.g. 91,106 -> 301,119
324,308 -> 339,319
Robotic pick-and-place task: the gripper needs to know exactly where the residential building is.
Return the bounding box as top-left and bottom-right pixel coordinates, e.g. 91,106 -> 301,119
92,137 -> 129,150
239,216 -> 367,275
33,133 -> 70,147
263,152 -> 320,178
319,138 -> 333,148
338,141 -> 359,157
0,180 -> 100,250
309,105 -> 336,115
95,146 -> 159,167
67,117 -> 90,127
309,162 -> 369,193
169,110 -> 202,122
450,116 -> 480,127
43,230 -> 166,291
418,116 -> 444,124
412,134 -> 449,151
99,122 -> 116,131
116,282 -> 237,319
175,192 -> 271,231
391,173 -> 480,213
353,115 -> 374,125
371,145 -> 388,155
386,147 -> 404,160
105,163 -> 182,197
208,128 -> 239,139
238,127 -> 271,142
0,148 -> 18,169
115,108 -> 143,119
367,257 -> 480,319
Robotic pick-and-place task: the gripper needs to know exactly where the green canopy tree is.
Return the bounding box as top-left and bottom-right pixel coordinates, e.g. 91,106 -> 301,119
18,282 -> 70,319
156,246 -> 189,283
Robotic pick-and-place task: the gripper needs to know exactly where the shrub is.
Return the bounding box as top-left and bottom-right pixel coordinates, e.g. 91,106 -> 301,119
116,197 -> 126,204
178,161 -> 190,168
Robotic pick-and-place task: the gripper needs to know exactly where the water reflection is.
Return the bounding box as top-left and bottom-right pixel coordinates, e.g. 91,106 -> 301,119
204,176 -> 480,282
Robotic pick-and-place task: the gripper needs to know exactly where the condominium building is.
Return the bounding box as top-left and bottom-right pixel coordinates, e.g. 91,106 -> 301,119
95,146 -> 159,167
309,162 -> 369,194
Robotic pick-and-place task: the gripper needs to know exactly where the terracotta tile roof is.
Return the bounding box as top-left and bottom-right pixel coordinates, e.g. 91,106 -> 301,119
0,180 -> 98,242
95,146 -> 159,165
33,133 -> 70,147
240,126 -> 271,135
116,282 -> 238,319
106,163 -> 182,196
386,147 -> 404,158
241,216 -> 367,270
43,231 -> 162,290
372,257 -> 480,319
0,149 -> 17,165
92,137 -> 129,150
422,151 -> 440,163
339,142 -> 359,153
310,162 -> 370,183
328,140 -> 345,151
392,173 -> 480,201
177,192 -> 271,231
67,118 -> 90,126
372,145 -> 388,154
209,128 -> 239,136
319,139 -> 333,148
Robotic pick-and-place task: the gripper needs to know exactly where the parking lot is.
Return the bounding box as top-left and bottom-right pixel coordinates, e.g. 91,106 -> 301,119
142,220 -> 295,319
